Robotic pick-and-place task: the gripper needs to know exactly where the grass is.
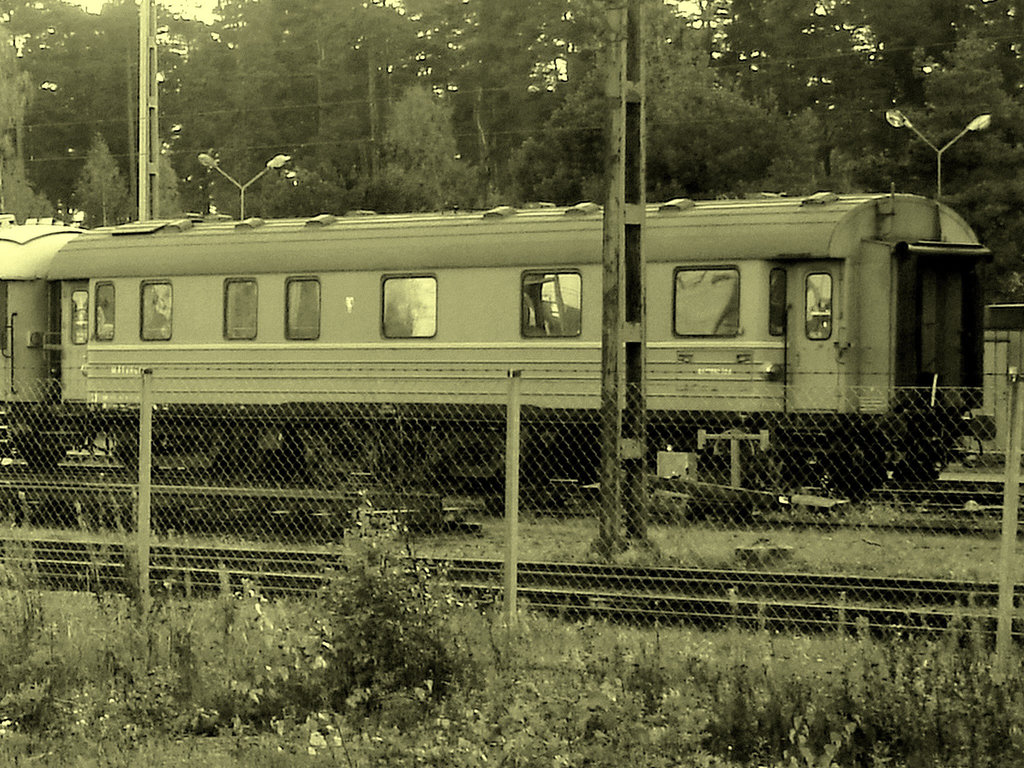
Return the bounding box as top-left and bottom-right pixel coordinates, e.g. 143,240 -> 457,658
1,585 -> 1023,768
412,512 -> 1017,583
2,528 -> 1024,768
6,499 -> 1016,585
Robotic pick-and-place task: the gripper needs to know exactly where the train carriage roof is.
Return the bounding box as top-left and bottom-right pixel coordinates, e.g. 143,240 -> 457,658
48,193 -> 984,279
0,222 -> 81,279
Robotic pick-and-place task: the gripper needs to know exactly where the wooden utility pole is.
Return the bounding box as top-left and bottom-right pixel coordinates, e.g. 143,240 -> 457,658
138,0 -> 158,221
598,0 -> 646,557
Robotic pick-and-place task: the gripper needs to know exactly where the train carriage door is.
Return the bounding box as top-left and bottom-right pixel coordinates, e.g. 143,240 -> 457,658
0,280 -> 8,398
786,261 -> 842,412
893,242 -> 985,392
61,280 -> 90,402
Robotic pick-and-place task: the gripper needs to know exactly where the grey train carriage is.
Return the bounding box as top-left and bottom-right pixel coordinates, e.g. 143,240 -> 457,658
12,192 -> 990,496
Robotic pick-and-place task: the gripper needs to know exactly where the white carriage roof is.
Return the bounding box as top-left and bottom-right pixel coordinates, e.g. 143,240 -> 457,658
47,193 -> 983,279
0,223 -> 82,280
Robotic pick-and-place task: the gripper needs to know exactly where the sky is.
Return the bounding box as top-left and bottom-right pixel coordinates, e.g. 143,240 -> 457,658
76,0 -> 218,23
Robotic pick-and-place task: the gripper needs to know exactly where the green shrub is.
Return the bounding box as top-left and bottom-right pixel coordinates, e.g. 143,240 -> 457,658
691,630 -> 1024,768
317,524 -> 477,721
167,583 -> 329,730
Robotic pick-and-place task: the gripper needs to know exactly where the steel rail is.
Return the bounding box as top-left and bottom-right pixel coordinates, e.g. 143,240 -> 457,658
1,537 -> 1018,636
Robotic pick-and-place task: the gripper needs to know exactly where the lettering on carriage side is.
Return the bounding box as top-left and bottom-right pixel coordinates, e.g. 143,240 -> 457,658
110,365 -> 142,376
696,367 -> 735,375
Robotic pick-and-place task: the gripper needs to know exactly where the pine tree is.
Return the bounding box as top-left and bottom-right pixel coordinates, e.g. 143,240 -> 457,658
75,134 -> 131,228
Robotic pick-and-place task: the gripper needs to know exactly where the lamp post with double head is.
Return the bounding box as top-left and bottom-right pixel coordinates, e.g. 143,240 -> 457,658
197,152 -> 292,219
885,110 -> 991,199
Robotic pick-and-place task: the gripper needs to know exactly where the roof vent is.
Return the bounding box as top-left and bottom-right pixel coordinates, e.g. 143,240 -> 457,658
483,205 -> 516,219
658,198 -> 695,214
305,213 -> 337,227
164,218 -> 194,232
111,220 -> 172,236
564,201 -> 601,216
801,191 -> 839,206
234,217 -> 264,230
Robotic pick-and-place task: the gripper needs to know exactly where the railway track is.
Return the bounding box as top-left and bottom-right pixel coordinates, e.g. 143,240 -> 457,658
0,467 -> 477,538
870,478 -> 1007,510
1,536 -> 1019,637
0,471 -> 1016,543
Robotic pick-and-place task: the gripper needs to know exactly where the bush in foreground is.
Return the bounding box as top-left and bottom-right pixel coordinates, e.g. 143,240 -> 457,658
316,527 -> 479,721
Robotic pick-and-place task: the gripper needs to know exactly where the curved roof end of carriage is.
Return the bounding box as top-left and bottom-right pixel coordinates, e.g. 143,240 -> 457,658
0,220 -> 82,280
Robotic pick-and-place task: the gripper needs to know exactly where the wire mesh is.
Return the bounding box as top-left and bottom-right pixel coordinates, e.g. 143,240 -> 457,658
0,371 -> 1018,637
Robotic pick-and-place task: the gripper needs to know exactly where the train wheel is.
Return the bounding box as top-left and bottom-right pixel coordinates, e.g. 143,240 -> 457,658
110,428 -> 140,471
955,434 -> 983,468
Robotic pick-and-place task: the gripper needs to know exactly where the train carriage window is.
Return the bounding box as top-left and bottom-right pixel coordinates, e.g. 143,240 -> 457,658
286,277 -> 320,340
769,268 -> 787,336
805,272 -> 833,340
224,278 -> 258,340
140,281 -> 172,341
521,271 -> 581,337
71,290 -> 88,345
95,282 -> 114,341
382,276 -> 437,338
673,267 -> 740,336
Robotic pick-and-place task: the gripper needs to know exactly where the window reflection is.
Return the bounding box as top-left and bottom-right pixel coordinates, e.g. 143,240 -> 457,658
522,272 -> 581,337
71,290 -> 88,345
383,276 -> 437,338
141,282 -> 172,341
225,279 -> 258,340
769,268 -> 786,336
674,268 -> 740,336
95,283 -> 114,341
286,278 -> 320,340
805,272 -> 832,340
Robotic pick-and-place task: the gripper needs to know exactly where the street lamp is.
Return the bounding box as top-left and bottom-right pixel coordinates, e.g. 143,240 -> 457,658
885,109 -> 991,199
197,152 -> 292,219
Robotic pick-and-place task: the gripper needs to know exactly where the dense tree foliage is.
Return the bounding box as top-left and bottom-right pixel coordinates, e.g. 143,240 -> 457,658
2,0 -> 1023,297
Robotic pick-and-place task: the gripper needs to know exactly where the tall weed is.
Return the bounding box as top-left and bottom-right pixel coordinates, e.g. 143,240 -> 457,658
316,522 -> 478,722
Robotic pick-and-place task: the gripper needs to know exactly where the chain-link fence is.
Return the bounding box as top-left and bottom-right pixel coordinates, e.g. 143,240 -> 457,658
0,368 -> 1021,648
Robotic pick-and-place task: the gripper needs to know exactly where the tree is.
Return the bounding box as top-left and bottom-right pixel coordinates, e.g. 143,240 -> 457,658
0,19 -> 52,218
512,2 -> 819,204
913,34 -> 1024,302
0,156 -> 54,220
365,87 -> 473,212
8,0 -> 139,213
410,0 -> 578,203
75,133 -> 131,227
156,152 -> 183,219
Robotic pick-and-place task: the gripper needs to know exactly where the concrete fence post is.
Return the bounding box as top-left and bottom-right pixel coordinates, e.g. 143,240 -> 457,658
996,371 -> 1023,679
504,369 -> 522,625
136,368 -> 154,615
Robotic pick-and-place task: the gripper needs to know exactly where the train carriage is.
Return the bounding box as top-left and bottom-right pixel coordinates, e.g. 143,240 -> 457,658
0,219 -> 82,464
30,192 -> 988,494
